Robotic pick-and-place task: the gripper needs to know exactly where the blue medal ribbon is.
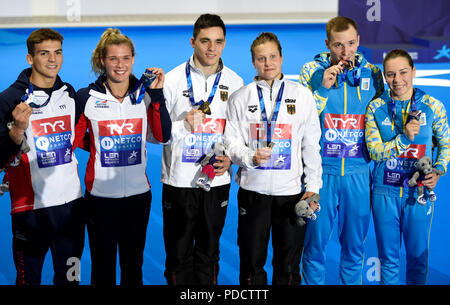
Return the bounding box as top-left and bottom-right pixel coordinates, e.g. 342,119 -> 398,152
105,70 -> 156,105
334,59 -> 361,88
129,70 -> 156,104
185,61 -> 222,108
389,88 -> 417,133
256,81 -> 285,146
21,82 -> 53,108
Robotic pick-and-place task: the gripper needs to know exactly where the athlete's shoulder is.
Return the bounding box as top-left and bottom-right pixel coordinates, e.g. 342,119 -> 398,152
222,65 -> 243,81
421,93 -> 447,115
229,81 -> 254,101
367,92 -> 388,112
166,62 -> 186,79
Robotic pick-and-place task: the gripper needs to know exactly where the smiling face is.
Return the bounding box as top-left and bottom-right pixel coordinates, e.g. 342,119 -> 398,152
326,25 -> 360,66
252,41 -> 283,87
101,43 -> 135,84
26,39 -> 63,87
384,56 -> 416,100
190,26 -> 226,73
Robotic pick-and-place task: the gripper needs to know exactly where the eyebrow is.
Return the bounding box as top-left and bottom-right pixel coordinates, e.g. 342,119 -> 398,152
37,49 -> 63,52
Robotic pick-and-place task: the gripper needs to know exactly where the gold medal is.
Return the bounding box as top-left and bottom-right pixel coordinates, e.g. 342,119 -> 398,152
198,101 -> 211,115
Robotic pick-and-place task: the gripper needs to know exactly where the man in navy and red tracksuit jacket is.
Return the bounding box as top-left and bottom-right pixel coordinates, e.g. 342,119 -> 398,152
0,28 -> 85,285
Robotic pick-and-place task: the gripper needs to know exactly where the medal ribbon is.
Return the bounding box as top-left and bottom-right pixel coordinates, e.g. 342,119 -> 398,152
129,70 -> 156,104
22,82 -> 53,108
389,88 -> 417,133
256,81 -> 285,145
334,59 -> 362,88
185,61 -> 221,108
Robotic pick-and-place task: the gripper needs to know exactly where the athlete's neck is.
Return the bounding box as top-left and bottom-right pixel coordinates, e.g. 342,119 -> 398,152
29,73 -> 56,89
105,78 -> 129,102
391,87 -> 414,101
193,55 -> 219,78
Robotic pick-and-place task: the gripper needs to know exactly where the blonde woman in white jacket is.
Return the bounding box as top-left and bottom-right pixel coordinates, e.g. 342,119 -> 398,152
224,32 -> 322,285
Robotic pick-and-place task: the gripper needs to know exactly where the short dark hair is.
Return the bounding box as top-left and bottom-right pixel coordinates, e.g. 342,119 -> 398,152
193,14 -> 226,39
250,32 -> 282,62
326,16 -> 358,40
383,49 -> 414,71
27,28 -> 63,56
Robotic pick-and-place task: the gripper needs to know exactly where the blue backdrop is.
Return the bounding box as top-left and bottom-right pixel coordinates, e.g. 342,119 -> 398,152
0,24 -> 449,285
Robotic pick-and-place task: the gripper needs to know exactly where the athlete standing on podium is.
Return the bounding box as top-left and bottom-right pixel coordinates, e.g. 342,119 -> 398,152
161,14 -> 244,285
299,16 -> 384,285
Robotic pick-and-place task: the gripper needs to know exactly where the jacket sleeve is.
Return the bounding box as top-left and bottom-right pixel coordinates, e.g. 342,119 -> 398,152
371,64 -> 385,101
299,62 -> 329,115
430,97 -> 450,175
73,88 -> 90,151
0,89 -> 22,168
301,89 -> 323,193
224,90 -> 256,169
146,88 -> 172,144
365,98 -> 412,162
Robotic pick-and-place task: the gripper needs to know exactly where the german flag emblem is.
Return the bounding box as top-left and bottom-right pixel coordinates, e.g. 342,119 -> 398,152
220,91 -> 228,102
287,104 -> 296,115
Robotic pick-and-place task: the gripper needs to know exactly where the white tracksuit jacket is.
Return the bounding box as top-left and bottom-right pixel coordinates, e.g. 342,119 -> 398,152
75,75 -> 171,198
162,56 -> 244,188
224,77 -> 323,196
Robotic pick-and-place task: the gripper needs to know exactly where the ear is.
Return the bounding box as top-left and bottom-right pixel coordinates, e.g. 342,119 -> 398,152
26,53 -> 33,66
325,39 -> 330,50
412,66 -> 416,79
190,37 -> 195,48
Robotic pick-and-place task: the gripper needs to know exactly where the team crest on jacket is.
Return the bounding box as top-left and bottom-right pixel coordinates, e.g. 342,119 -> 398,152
361,78 -> 370,91
182,90 -> 190,97
220,90 -> 228,102
286,104 -> 296,115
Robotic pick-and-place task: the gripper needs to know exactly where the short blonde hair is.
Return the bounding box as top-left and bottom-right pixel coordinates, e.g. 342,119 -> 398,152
326,16 -> 358,41
91,28 -> 135,76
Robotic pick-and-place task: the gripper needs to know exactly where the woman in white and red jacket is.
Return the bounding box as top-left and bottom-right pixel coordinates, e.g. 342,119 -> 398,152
74,28 -> 171,286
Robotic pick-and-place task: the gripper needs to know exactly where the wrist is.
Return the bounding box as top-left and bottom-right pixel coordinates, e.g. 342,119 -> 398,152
8,123 -> 26,145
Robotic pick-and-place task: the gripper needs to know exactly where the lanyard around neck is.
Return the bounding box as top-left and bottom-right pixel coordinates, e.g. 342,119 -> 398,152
185,61 -> 221,108
333,59 -> 361,88
389,88 -> 417,132
256,81 -> 285,145
105,71 -> 156,104
21,82 -> 53,108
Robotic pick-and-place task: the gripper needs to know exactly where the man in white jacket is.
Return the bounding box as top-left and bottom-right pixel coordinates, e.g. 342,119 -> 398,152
161,14 -> 244,285
225,32 -> 322,285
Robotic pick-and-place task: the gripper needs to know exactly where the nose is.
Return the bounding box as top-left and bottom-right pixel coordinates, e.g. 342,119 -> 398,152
116,58 -> 125,67
48,52 -> 56,62
207,41 -> 216,51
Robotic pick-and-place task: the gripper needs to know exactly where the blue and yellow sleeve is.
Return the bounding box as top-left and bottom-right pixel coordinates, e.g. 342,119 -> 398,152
426,96 -> 450,174
299,62 -> 328,114
365,98 -> 412,162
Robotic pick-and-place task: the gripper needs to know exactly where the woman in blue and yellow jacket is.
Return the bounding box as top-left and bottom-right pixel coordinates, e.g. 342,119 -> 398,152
365,49 -> 450,285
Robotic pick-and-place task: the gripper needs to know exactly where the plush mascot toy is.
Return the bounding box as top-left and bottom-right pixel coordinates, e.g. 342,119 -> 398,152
408,156 -> 443,205
294,193 -> 321,226
195,142 -> 227,192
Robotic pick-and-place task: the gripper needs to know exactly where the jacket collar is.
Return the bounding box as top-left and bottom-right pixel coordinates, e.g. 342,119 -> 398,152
254,74 -> 285,89
188,55 -> 224,76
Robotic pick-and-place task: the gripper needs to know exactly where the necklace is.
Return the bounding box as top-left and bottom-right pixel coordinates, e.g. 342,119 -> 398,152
104,81 -> 128,99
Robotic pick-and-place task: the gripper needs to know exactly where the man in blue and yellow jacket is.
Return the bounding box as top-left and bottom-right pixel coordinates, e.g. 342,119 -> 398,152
299,16 -> 384,285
